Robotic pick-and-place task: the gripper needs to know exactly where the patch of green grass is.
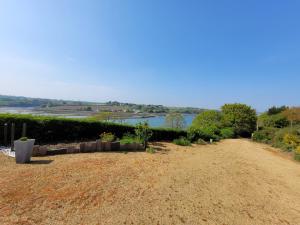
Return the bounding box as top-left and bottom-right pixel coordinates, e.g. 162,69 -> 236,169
146,147 -> 156,154
120,133 -> 142,144
173,137 -> 191,146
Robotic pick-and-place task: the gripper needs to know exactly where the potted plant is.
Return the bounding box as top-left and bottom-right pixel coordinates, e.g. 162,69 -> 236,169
14,137 -> 35,164
99,132 -> 120,151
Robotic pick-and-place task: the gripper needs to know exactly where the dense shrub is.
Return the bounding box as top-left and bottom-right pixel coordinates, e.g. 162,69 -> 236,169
221,103 -> 257,137
120,133 -> 141,144
220,127 -> 235,139
188,127 -> 220,142
270,127 -> 300,151
294,146 -> 300,161
252,127 -> 278,144
0,114 -> 187,145
173,137 -> 191,146
252,125 -> 300,152
191,110 -> 222,129
283,134 -> 300,149
100,132 -> 116,142
258,113 -> 289,128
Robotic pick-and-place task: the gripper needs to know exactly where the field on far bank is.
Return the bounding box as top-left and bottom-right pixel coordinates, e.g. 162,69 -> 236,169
1,140 -> 300,225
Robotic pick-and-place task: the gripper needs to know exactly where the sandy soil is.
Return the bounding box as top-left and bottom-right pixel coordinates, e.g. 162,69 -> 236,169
1,139 -> 300,225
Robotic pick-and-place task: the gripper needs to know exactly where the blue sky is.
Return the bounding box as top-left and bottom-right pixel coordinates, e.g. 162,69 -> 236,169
0,0 -> 299,111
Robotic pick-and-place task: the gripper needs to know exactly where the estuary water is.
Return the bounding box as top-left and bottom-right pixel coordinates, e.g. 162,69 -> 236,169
114,114 -> 196,128
0,107 -> 196,128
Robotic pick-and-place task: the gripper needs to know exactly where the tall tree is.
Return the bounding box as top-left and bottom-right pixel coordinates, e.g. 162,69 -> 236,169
221,103 -> 257,137
267,106 -> 288,115
282,107 -> 300,127
191,110 -> 222,129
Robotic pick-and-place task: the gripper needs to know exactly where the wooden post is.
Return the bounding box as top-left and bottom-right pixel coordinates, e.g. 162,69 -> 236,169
4,123 -> 8,146
11,123 -> 15,151
22,123 -> 27,137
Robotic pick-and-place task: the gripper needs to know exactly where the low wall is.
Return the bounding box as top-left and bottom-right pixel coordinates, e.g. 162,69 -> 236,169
32,141 -> 145,157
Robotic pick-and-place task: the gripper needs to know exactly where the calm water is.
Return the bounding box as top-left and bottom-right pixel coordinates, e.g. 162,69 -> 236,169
0,107 -> 196,128
114,114 -> 196,128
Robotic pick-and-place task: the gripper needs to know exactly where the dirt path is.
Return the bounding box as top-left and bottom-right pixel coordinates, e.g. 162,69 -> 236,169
1,139 -> 300,225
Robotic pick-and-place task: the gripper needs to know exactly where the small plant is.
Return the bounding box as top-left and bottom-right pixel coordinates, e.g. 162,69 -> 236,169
195,138 -> 207,145
120,133 -> 141,144
135,122 -> 153,148
294,146 -> 300,161
146,147 -> 156,154
19,137 -> 28,141
173,137 -> 191,146
100,132 -> 115,142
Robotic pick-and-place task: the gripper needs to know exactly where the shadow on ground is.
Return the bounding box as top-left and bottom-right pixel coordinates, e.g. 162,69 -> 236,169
30,160 -> 53,165
151,142 -> 170,154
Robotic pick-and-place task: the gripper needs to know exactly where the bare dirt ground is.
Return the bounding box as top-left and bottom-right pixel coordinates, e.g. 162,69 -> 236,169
1,139 -> 300,225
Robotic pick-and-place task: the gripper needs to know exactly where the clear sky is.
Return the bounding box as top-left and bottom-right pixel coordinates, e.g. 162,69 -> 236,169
0,0 -> 299,111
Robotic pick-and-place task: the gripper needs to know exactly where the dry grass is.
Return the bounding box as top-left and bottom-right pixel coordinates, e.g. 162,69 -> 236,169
1,139 -> 300,225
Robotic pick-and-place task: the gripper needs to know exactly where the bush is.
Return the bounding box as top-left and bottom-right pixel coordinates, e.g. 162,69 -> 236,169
220,127 -> 235,139
100,132 -> 115,142
173,137 -> 191,146
191,110 -> 222,129
188,126 -> 220,142
120,133 -> 141,144
258,113 -> 289,128
221,103 -> 257,137
135,122 -> 153,147
294,146 -> 300,154
252,127 -> 278,144
283,133 -> 300,150
0,114 -> 188,145
253,126 -> 300,152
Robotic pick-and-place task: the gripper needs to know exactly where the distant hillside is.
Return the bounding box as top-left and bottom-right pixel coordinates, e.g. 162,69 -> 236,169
0,95 -> 89,107
0,95 -> 205,114
104,101 -> 205,114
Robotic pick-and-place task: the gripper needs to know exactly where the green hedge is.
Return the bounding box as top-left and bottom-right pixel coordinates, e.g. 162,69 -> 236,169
0,114 -> 187,145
